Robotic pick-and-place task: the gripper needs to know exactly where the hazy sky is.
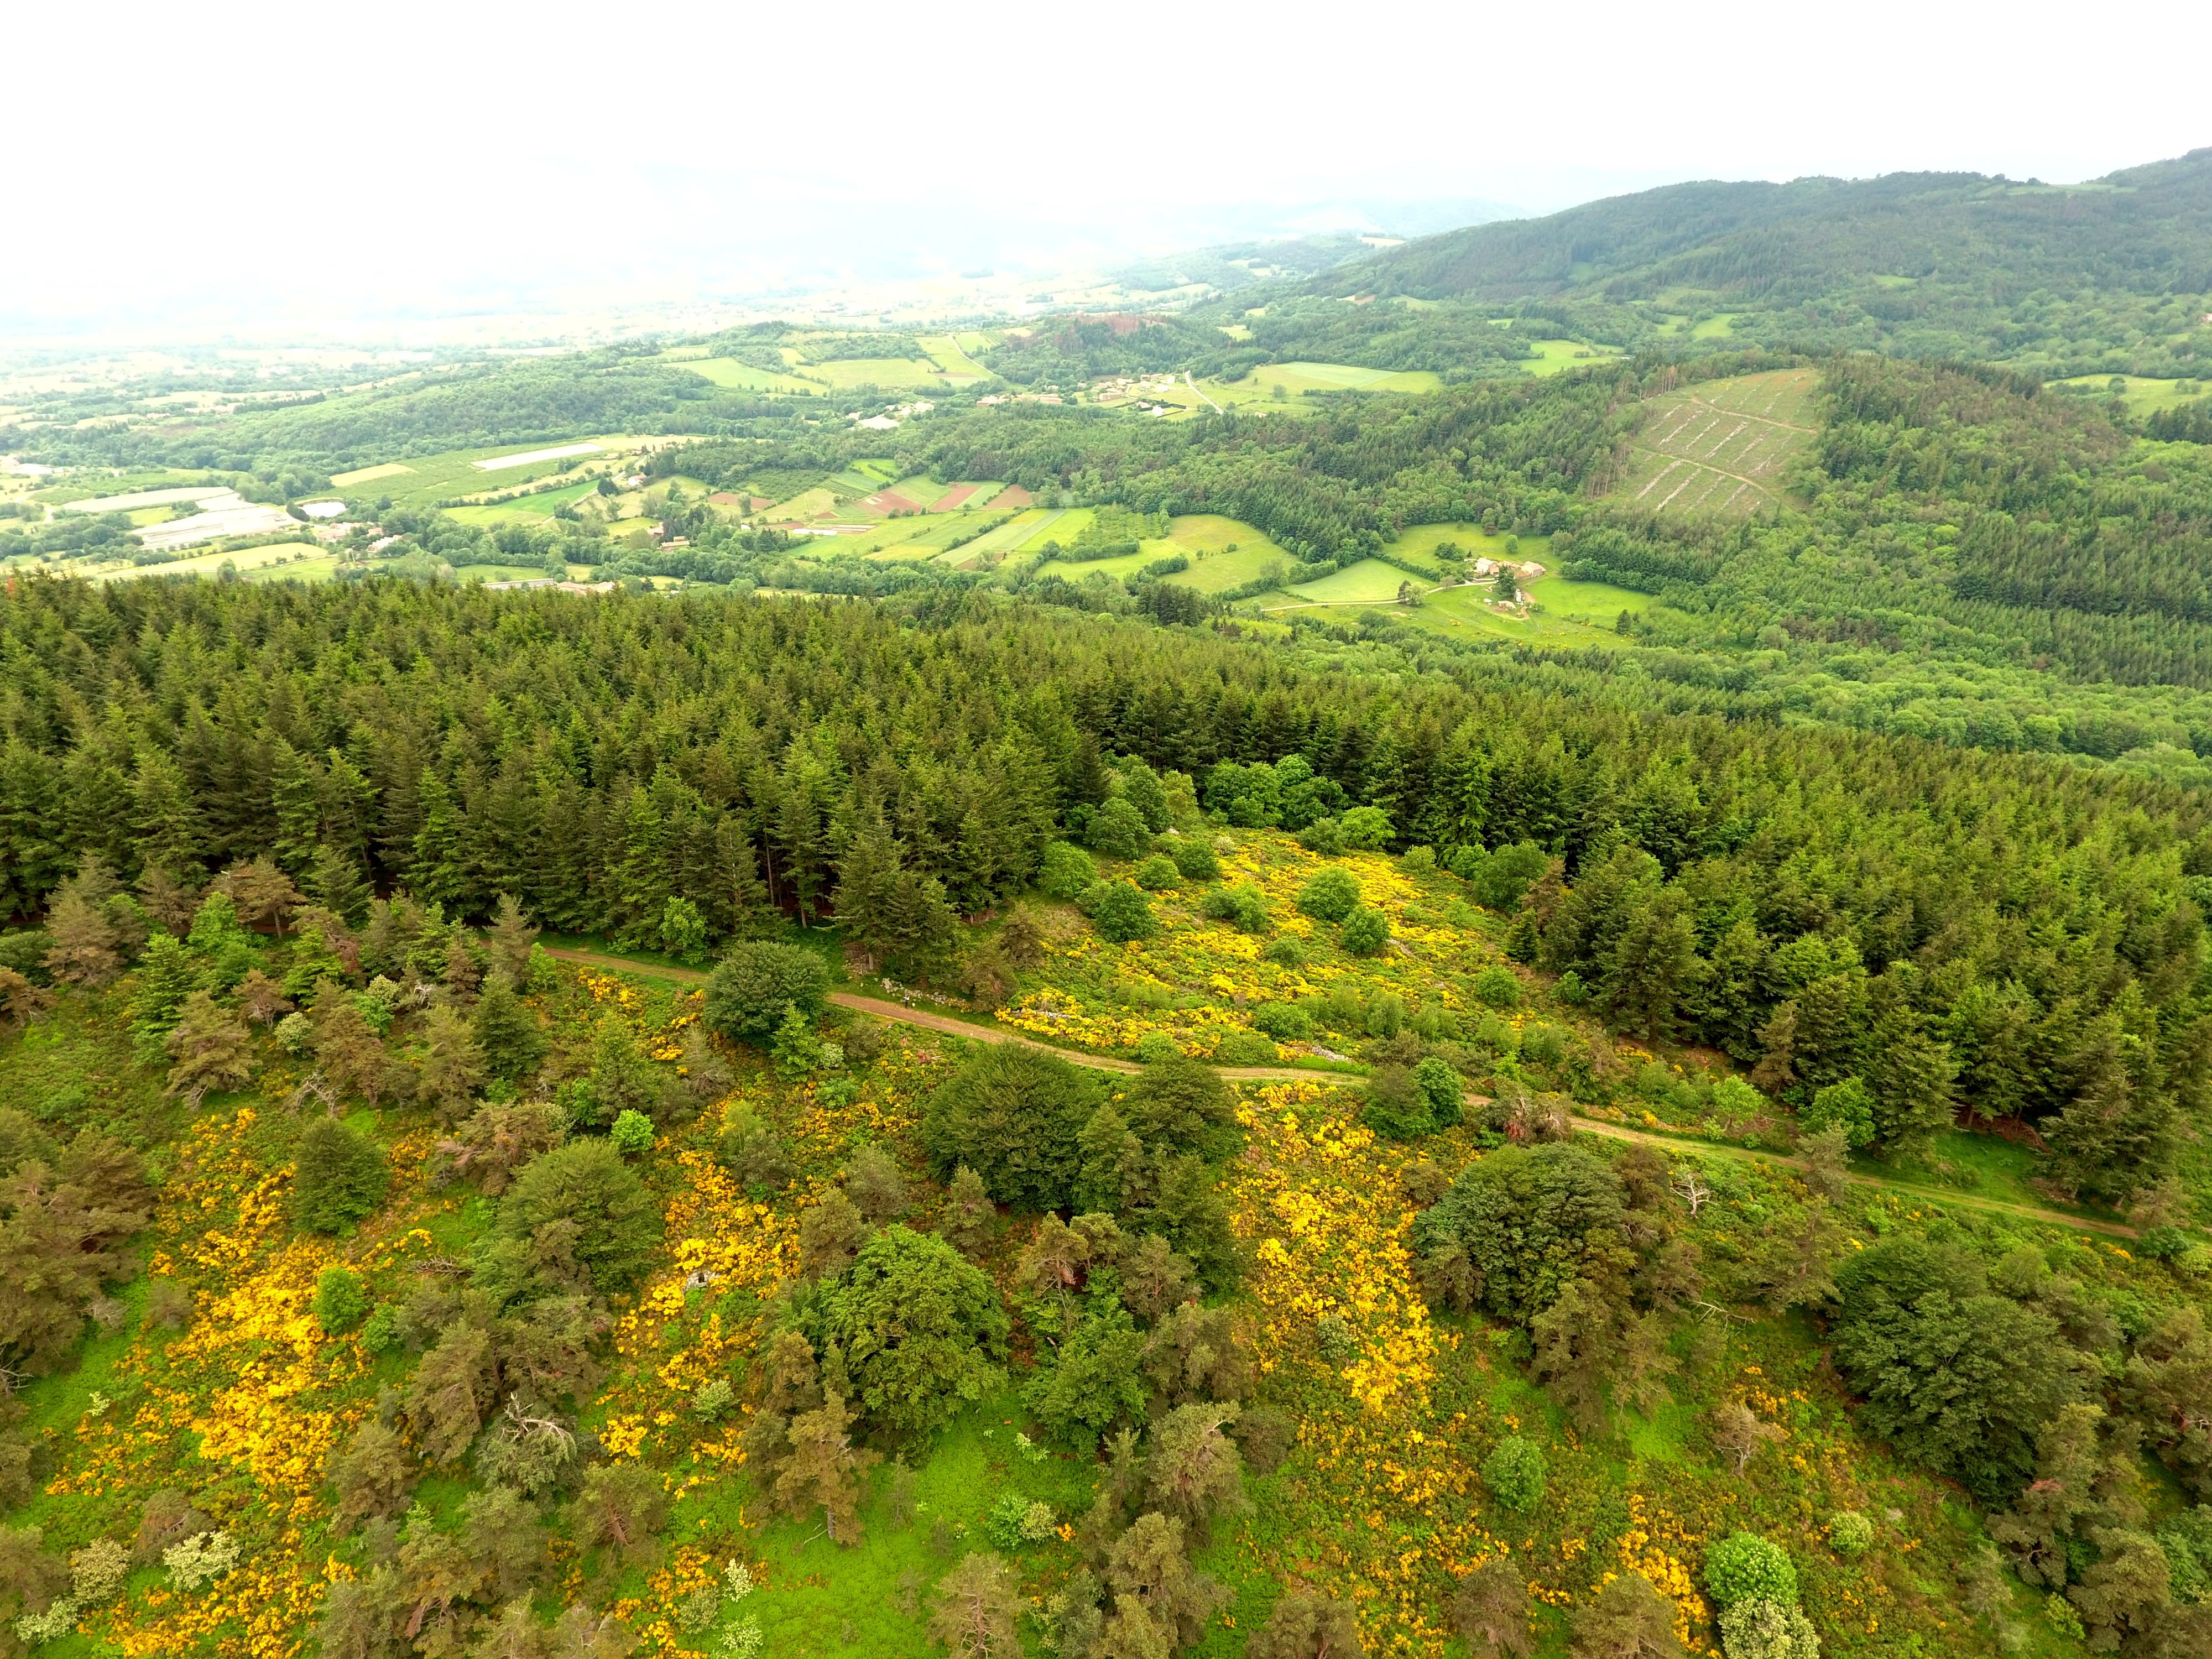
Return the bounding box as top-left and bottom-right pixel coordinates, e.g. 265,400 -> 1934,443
9,0 -> 2209,337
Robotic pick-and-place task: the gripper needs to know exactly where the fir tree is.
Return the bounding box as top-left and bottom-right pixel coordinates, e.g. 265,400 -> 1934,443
293,1117 -> 390,1234
268,739 -> 324,876
473,975 -> 546,1081
129,935 -> 200,1063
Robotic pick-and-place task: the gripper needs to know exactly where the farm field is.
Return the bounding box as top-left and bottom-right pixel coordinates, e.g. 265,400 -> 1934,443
1280,556 -> 1427,604
788,357 -> 945,391
661,353 -> 821,395
325,437 -> 657,511
1520,337 -> 1626,373
2045,373 -> 2211,418
1147,515 -> 1296,593
1210,361 -> 1444,405
1608,367 -> 1819,518
443,481 -> 598,527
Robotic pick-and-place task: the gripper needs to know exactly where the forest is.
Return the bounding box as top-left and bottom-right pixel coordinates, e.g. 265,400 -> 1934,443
1307,150 -> 2212,379
0,575 -> 2209,1659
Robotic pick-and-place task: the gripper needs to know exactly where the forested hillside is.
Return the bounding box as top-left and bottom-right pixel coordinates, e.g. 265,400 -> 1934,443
1304,150 -> 2212,377
1,576 -> 2207,1202
1,577 -> 2210,1659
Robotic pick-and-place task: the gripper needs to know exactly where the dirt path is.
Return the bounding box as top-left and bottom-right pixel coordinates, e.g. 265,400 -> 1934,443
541,948 -> 1318,1083
544,948 -> 2134,1236
1570,1115 -> 2136,1238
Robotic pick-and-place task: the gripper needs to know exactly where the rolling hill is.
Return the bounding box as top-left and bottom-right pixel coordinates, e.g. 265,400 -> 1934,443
1304,149 -> 2212,378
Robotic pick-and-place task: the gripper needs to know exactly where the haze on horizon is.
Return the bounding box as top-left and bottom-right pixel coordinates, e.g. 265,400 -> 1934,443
8,0 -> 2210,342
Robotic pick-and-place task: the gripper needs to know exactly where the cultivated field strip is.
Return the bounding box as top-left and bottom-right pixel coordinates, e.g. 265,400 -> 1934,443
1608,367 -> 1819,519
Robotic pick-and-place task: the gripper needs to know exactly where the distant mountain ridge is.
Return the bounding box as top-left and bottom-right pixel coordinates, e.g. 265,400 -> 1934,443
1311,149 -> 2212,304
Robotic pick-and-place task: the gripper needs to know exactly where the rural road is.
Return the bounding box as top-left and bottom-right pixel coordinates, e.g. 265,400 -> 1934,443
541,946 -> 2137,1237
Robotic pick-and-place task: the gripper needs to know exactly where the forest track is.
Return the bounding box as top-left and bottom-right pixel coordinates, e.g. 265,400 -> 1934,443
1568,1115 -> 2137,1238
540,948 -> 1320,1082
542,948 -> 2136,1236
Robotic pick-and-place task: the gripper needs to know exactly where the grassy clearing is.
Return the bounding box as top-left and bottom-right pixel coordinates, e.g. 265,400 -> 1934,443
1688,315 -> 1741,340
1520,338 -> 1625,374
1532,577 -> 1656,620
1208,362 -> 1443,409
796,359 -> 945,391
2045,373 -> 2211,418
665,354 -> 820,395
1608,367 -> 1819,518
1281,557 -> 1422,604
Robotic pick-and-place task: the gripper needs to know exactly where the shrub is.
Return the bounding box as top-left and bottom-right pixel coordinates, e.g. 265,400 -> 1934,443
1455,841 -> 1549,911
1199,884 -> 1270,932
1803,1077 -> 1875,1148
1039,842 -> 1098,900
1250,1003 -> 1312,1041
1718,1598 -> 1820,1659
1296,868 -> 1361,923
1400,846 -> 1437,876
1134,854 -> 1181,891
1472,964 -> 1521,1009
609,1109 -> 655,1155
922,1045 -> 1105,1212
1167,839 -> 1219,883
313,1265 -> 369,1334
983,1493 -> 1058,1549
163,1530 -> 241,1592
1297,817 -> 1346,855
1337,806 -> 1392,849
1481,1436 -> 1547,1512
1361,1066 -> 1431,1141
703,943 -> 827,1046
292,1119 -> 389,1234
1261,936 -> 1306,967
1412,1143 -> 1626,1323
1825,1510 -> 1872,1558
1412,1056 -> 1465,1128
1135,1031 -> 1181,1063
791,1226 -> 1009,1441
1086,798 -> 1152,860
498,1139 -> 663,1291
1088,881 -> 1160,943
1704,1532 -> 1798,1608
1212,1030 -> 1277,1065
1339,906 -> 1390,956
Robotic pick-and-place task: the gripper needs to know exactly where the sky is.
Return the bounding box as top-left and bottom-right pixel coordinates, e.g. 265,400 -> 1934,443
8,0 -> 2209,340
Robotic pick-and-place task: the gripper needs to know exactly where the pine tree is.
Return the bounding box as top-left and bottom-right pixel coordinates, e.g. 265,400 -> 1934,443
774,1391 -> 879,1544
831,814 -> 901,971
132,751 -> 207,878
1453,1557 -> 1535,1658
927,1553 -> 1022,1659
937,1165 -> 998,1255
418,1005 -> 488,1122
163,990 -> 255,1102
312,983 -> 389,1103
293,1117 -> 390,1233
409,771 -> 471,911
43,890 -> 122,988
